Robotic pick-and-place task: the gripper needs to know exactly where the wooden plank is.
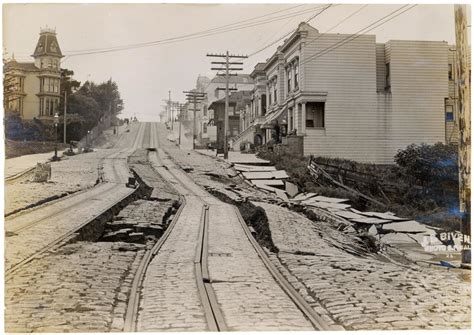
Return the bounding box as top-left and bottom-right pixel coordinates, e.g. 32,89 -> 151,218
350,217 -> 392,225
312,195 -> 349,203
350,208 -> 406,221
331,210 -> 366,220
254,183 -> 281,193
251,179 -> 284,186
383,221 -> 435,234
275,189 -> 289,202
234,164 -> 277,172
305,201 -> 351,210
292,192 -> 318,201
242,170 -> 289,180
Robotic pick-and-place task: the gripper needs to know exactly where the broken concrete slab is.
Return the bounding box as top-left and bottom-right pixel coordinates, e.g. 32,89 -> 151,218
285,182 -> 299,198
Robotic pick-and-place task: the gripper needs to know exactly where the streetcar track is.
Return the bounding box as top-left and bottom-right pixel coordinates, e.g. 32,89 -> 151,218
142,122 -> 331,331
5,123 -> 146,229
5,123 -> 149,280
194,204 -> 228,331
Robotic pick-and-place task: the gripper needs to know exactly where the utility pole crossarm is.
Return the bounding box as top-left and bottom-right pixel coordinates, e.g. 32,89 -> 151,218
207,50 -> 248,159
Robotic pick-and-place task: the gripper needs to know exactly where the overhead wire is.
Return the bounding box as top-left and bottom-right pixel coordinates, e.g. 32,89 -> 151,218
63,5 -> 330,58
248,3 -> 334,58
65,4 -> 307,54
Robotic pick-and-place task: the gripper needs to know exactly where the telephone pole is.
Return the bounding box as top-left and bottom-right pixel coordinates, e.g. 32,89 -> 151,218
178,103 -> 187,146
207,51 -> 247,159
184,91 -> 206,150
63,90 -> 67,144
454,4 -> 471,265
168,90 -> 173,130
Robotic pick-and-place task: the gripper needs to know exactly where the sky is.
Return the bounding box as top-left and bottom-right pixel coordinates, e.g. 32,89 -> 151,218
2,2 -> 466,121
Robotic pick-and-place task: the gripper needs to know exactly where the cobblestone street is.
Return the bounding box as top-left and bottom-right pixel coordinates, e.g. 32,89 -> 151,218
158,126 -> 471,331
3,122 -> 472,332
5,241 -> 144,333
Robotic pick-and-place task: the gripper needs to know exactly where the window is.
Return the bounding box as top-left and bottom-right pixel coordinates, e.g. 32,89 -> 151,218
39,98 -> 43,116
46,99 -> 50,116
203,123 -> 208,134
385,63 -> 391,90
294,62 -> 299,89
306,102 -> 325,128
287,67 -> 292,93
203,105 -> 208,117
261,94 -> 267,116
446,104 -> 454,121
448,64 -> 453,80
273,81 -> 277,104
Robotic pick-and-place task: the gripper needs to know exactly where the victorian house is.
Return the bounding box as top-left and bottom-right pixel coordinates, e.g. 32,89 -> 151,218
4,27 -> 63,121
232,22 -> 457,164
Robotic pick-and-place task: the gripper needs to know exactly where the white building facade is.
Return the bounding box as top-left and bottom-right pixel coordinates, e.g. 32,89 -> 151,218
233,22 -> 456,164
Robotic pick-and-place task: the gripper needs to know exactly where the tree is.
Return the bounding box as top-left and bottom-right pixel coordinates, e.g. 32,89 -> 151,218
58,68 -> 81,114
77,79 -> 124,122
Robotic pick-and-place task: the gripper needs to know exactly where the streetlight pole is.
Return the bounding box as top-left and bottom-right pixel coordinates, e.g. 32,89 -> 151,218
63,90 -> 67,144
53,112 -> 59,161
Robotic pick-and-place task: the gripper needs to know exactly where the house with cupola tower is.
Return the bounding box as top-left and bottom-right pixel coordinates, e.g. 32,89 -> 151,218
4,27 -> 63,120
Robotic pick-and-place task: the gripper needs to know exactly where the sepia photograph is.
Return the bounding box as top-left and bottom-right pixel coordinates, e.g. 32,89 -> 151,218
2,1 -> 472,333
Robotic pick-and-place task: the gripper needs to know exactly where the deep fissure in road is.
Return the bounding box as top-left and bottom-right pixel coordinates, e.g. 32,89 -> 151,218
5,147 -> 182,333
206,188 -> 279,253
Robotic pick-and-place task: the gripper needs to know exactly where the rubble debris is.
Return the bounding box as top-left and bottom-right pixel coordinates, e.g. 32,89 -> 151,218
303,201 -> 351,210
32,163 -> 52,183
242,170 -> 289,180
233,164 -> 277,172
275,189 -> 289,201
292,192 -> 318,202
312,195 -> 349,203
285,182 -> 299,198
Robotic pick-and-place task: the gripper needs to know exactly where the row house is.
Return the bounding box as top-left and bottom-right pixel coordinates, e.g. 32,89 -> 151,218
195,74 -> 254,147
232,22 -> 460,164
4,27 -> 63,121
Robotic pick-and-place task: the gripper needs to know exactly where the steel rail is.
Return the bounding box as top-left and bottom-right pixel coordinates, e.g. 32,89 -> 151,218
4,181 -> 141,280
5,125 -> 147,280
123,194 -> 187,332
232,206 -> 332,331
194,204 -> 228,331
151,122 -> 331,331
144,123 -> 228,331
6,143 -> 130,234
4,123 -> 145,221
